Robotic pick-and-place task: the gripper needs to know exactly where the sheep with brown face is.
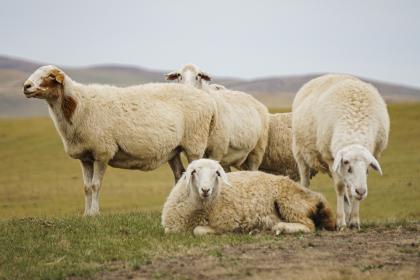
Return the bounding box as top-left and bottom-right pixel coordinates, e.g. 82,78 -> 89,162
23,65 -> 217,216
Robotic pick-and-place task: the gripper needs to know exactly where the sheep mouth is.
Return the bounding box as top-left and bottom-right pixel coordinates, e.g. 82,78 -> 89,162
200,193 -> 210,199
355,195 -> 365,201
24,91 -> 40,98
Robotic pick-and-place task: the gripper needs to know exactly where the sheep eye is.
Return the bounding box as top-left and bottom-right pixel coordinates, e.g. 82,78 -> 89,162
348,167 -> 352,173
343,160 -> 349,165
216,171 -> 220,177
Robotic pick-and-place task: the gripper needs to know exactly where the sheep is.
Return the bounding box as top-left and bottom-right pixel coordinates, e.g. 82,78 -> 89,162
161,159 -> 336,235
259,112 -> 304,181
166,65 -> 315,181
166,64 -> 269,172
23,65 -> 217,216
165,63 -> 214,92
292,74 -> 390,230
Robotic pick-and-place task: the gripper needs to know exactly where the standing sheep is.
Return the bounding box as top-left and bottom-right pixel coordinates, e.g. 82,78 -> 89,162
162,159 -> 335,235
259,112 -> 316,181
292,74 -> 390,230
166,64 -> 313,181
23,65 -> 217,216
166,64 -> 269,171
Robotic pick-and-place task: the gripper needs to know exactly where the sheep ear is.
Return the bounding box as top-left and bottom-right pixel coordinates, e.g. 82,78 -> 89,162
361,149 -> 383,176
165,71 -> 180,81
50,69 -> 64,84
183,164 -> 196,187
369,157 -> 383,175
217,166 -> 231,186
332,151 -> 344,173
198,72 -> 211,82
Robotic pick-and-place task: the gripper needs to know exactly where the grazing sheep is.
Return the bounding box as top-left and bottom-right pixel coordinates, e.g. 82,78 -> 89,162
162,159 -> 335,235
292,74 -> 390,230
166,64 -> 269,171
23,65 -> 217,216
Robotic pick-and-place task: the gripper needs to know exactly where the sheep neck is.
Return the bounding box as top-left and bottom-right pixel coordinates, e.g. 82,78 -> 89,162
47,78 -> 82,141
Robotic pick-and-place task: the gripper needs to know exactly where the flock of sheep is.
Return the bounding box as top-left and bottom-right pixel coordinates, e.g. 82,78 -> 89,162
22,63 -> 389,234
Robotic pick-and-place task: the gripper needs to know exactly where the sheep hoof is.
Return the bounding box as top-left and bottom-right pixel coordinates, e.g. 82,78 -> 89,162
84,209 -> 100,217
336,224 -> 347,231
348,222 -> 360,231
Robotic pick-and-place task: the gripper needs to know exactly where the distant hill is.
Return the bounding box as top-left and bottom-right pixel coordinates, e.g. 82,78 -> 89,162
1,55 -> 419,117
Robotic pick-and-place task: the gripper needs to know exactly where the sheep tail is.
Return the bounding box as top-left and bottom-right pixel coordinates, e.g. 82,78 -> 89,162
312,199 -> 336,231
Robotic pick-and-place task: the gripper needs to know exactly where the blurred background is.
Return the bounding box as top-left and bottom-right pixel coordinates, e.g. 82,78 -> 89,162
0,0 -> 419,220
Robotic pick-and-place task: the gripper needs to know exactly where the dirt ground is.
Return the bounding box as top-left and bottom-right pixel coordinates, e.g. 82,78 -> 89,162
94,224 -> 419,280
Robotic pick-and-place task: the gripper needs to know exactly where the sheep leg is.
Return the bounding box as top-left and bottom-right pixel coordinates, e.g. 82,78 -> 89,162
334,180 -> 347,231
193,225 -> 216,236
89,161 -> 107,216
272,222 -> 311,235
80,160 -> 94,216
348,199 -> 361,230
296,158 -> 310,187
184,149 -> 204,163
344,194 -> 352,224
241,151 -> 263,171
168,154 -> 185,183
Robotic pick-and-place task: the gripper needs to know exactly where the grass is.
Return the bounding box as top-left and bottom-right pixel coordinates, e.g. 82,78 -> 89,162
0,212 -> 269,279
0,103 -> 419,279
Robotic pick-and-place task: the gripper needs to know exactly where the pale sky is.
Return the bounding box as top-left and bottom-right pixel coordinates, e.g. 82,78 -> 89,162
1,0 -> 419,87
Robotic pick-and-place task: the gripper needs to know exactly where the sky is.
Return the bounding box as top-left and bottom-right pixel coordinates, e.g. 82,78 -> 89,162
1,0 -> 420,87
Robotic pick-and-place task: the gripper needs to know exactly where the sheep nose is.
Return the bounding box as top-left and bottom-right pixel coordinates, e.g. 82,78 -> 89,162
355,188 -> 366,196
23,82 -> 33,93
201,188 -> 210,194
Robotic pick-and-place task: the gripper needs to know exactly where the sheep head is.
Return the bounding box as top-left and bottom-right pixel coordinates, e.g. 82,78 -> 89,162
332,144 -> 382,201
183,159 -> 230,201
165,64 -> 211,89
23,65 -> 65,100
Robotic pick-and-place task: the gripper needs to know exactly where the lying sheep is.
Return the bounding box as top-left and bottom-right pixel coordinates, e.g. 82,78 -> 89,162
23,65 -> 217,216
292,74 -> 390,230
162,159 -> 335,235
166,64 -> 269,171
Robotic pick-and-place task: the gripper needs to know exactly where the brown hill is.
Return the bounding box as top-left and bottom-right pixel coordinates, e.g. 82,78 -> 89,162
1,55 -> 419,117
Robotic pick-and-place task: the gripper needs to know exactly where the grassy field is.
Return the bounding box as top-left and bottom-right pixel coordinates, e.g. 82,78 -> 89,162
0,103 -> 419,220
0,103 -> 419,279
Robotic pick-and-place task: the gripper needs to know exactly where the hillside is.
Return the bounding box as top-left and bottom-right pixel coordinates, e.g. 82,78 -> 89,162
1,55 -> 420,117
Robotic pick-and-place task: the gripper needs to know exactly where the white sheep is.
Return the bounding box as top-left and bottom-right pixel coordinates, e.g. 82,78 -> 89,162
292,74 -> 390,230
166,64 -> 269,171
166,64 -> 313,181
23,65 -> 217,216
161,159 -> 336,235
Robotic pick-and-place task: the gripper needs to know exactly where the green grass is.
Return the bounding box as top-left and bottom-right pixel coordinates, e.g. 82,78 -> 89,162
0,103 -> 419,279
0,212 -> 269,279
